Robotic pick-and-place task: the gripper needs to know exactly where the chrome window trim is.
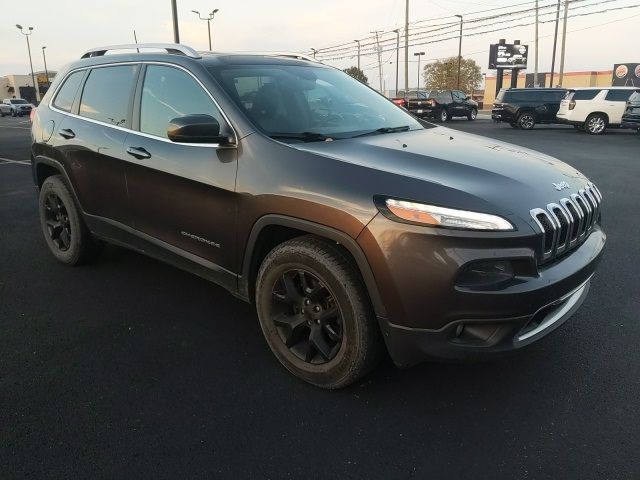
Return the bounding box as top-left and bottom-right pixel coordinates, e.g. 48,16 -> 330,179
48,60 -> 238,149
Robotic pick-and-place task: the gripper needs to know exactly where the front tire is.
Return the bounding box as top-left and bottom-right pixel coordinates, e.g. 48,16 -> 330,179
585,113 -> 607,135
38,175 -> 102,265
255,236 -> 381,389
517,112 -> 536,130
467,108 -> 477,121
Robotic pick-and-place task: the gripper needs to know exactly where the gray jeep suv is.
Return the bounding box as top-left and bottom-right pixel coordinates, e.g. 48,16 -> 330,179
30,44 -> 605,388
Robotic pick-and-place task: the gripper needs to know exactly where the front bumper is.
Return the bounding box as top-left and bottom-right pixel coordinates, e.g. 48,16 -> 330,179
621,115 -> 640,129
358,215 -> 606,367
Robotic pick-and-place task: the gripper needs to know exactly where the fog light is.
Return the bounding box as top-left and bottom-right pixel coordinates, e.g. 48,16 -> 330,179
456,260 -> 515,289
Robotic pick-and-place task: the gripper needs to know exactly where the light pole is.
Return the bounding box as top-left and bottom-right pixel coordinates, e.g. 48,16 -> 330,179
371,30 -> 384,93
534,0 -> 539,86
171,0 -> 180,43
549,0 -> 561,87
393,29 -> 400,96
558,0 -> 570,86
354,40 -> 361,70
414,51 -> 425,90
455,15 -> 463,90
405,0 -> 409,92
310,48 -> 317,59
16,24 -> 39,102
192,9 -> 219,50
41,46 -> 50,90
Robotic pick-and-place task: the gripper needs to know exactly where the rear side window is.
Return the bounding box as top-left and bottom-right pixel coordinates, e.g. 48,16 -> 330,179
541,90 -> 566,102
432,91 -> 452,103
605,90 -> 633,102
569,89 -> 601,101
79,65 -> 139,127
139,65 -> 223,139
629,91 -> 640,102
52,71 -> 84,112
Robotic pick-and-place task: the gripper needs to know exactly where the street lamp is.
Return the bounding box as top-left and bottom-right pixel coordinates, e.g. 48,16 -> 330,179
310,48 -> 317,59
413,51 -> 425,90
354,39 -> 360,70
393,29 -> 400,96
191,8 -> 219,50
41,46 -> 50,90
16,24 -> 39,103
455,14 -> 463,90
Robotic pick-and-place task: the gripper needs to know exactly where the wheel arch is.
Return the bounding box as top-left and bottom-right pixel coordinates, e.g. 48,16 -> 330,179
240,215 -> 386,319
587,111 -> 609,123
33,156 -> 83,210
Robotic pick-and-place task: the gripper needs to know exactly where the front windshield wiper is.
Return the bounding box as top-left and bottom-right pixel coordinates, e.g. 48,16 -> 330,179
351,125 -> 411,138
269,132 -> 332,143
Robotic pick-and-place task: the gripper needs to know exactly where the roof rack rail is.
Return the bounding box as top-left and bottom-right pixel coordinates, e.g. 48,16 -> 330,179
81,43 -> 201,59
204,51 -> 319,62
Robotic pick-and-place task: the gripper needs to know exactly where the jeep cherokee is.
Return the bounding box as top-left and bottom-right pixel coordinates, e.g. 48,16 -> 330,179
30,44 -> 606,388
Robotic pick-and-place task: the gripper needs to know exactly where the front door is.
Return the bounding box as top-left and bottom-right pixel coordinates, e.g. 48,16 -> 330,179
125,64 -> 238,273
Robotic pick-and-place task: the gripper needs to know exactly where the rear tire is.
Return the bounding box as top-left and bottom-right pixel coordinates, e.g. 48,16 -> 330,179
255,236 -> 381,389
38,175 -> 102,265
517,112 -> 536,130
467,108 -> 477,121
585,113 -> 607,135
11,109 -> 17,117
438,109 -> 450,122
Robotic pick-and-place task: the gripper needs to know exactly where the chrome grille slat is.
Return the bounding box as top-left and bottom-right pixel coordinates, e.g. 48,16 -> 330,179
530,182 -> 602,265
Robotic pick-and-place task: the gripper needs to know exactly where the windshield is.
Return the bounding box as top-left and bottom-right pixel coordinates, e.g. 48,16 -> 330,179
209,64 -> 422,141
11,99 -> 29,104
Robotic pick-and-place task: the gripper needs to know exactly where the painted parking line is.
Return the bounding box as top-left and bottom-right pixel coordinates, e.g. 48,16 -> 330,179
0,157 -> 30,165
0,125 -> 31,130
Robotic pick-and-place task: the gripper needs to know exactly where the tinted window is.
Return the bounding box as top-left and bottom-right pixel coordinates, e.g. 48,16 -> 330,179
453,91 -> 466,100
431,91 -> 452,103
544,90 -> 567,102
140,65 -> 223,139
11,99 -> 29,104
52,71 -> 84,112
570,89 -> 601,101
629,91 -> 640,102
605,89 -> 633,102
210,65 -> 421,139
79,65 -> 138,127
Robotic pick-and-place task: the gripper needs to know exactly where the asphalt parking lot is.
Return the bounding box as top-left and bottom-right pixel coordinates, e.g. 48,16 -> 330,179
1,114 -> 638,479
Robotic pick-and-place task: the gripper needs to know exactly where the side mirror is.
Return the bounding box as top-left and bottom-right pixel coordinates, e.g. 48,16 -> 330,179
167,114 -> 232,145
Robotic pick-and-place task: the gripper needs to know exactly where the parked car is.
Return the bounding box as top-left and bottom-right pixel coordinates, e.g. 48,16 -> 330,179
556,87 -> 640,135
31,44 -> 605,388
406,90 -> 478,122
0,98 -> 35,117
621,90 -> 640,132
391,89 -> 430,108
492,87 -> 567,129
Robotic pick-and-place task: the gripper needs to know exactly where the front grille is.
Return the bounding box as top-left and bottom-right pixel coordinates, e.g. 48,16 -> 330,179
530,182 -> 602,264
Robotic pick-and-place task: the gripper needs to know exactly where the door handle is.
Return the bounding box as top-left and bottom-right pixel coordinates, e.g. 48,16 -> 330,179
126,146 -> 152,160
59,128 -> 75,139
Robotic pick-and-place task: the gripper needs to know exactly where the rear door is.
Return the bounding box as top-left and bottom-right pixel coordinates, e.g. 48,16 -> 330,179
603,89 -> 634,124
52,64 -> 139,226
451,91 -> 467,115
125,63 -> 238,273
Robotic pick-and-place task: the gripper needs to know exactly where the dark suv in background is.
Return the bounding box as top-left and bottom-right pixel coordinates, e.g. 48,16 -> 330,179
31,44 -> 605,389
492,88 -> 567,129
621,90 -> 640,132
406,90 -> 478,122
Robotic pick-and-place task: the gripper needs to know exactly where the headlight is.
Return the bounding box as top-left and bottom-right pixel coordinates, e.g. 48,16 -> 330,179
382,198 -> 514,231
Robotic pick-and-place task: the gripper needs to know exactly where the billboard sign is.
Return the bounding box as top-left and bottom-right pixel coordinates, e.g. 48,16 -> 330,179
612,63 -> 640,86
489,43 -> 529,69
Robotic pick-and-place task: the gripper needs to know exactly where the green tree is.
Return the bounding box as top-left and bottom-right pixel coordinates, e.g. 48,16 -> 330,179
343,66 -> 368,84
423,57 -> 482,93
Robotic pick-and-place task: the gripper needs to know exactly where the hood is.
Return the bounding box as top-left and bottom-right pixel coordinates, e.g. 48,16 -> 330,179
293,126 -> 589,214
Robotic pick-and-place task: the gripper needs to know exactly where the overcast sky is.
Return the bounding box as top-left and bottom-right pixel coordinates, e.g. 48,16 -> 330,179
1,0 -> 638,88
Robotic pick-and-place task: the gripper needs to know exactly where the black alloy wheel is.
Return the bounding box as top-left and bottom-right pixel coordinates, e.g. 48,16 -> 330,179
43,192 -> 72,251
270,269 -> 343,364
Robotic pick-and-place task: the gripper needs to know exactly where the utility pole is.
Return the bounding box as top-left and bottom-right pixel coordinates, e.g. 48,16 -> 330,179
558,0 -> 570,86
414,52 -> 425,90
41,46 -> 50,89
371,30 -> 384,93
549,0 -> 561,87
393,29 -> 400,96
171,0 -> 180,43
354,40 -> 361,70
191,9 -> 219,50
534,0 -> 539,86
311,48 -> 317,59
455,15 -> 463,90
15,25 -> 39,102
404,0 -> 409,92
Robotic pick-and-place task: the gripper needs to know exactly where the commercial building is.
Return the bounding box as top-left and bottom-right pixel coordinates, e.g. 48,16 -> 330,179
0,71 -> 56,103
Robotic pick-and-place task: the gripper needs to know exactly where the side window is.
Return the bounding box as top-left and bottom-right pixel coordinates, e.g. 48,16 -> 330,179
605,90 -> 633,102
52,71 -> 84,112
140,65 -> 224,139
453,91 -> 466,100
79,65 -> 139,127
573,89 -> 601,101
